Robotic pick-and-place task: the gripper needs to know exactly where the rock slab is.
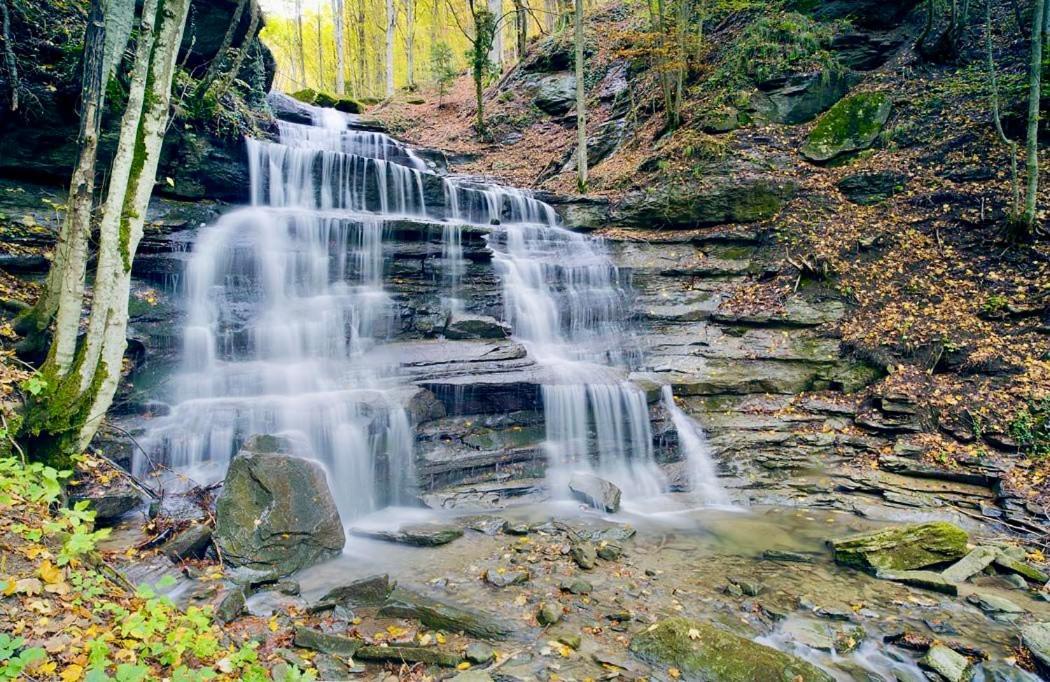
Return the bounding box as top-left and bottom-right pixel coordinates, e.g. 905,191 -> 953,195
568,473 -> 622,512
829,521 -> 968,573
214,435 -> 345,578
629,617 -> 834,681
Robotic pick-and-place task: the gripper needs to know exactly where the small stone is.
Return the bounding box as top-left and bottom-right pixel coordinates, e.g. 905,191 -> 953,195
761,549 -> 816,563
966,592 -> 1025,618
724,583 -> 744,597
729,577 -> 763,597
606,610 -> 632,622
464,642 -> 495,664
919,644 -> 972,682
314,574 -> 393,610
484,568 -> 529,588
293,626 -> 361,657
273,580 -> 300,596
537,602 -> 562,626
571,542 -> 597,570
559,578 -> 593,595
214,588 -> 246,624
313,653 -> 350,680
504,522 -> 531,536
556,632 -> 582,650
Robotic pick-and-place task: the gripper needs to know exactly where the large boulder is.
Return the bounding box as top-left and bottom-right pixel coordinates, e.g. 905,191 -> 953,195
1022,622 -> 1050,677
801,91 -> 893,162
214,435 -> 345,578
751,70 -> 851,125
534,73 -> 577,116
629,618 -> 834,681
828,521 -> 968,573
612,172 -> 796,229
836,170 -> 907,205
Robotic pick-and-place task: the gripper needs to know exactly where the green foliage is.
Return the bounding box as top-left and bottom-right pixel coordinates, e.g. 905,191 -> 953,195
0,635 -> 46,681
1010,399 -> 1050,460
429,41 -> 457,100
715,11 -> 842,87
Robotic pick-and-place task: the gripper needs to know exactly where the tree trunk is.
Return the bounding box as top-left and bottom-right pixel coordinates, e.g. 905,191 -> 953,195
295,0 -> 306,86
1022,0 -> 1045,232
405,0 -> 416,88
488,0 -> 503,69
334,0 -> 346,94
0,0 -> 17,112
515,0 -> 527,59
212,2 -> 261,100
78,0 -> 192,448
356,0 -> 367,94
574,0 -> 586,191
386,0 -> 396,96
45,0 -> 109,375
315,10 -> 325,91
985,0 -> 1020,218
77,0 -> 162,395
196,0 -> 248,97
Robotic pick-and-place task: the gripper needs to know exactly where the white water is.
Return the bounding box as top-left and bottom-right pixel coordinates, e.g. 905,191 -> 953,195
661,385 -> 730,505
135,97 -> 726,518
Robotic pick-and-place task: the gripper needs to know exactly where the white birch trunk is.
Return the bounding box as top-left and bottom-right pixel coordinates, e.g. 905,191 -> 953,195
334,0 -> 346,94
77,0 -> 159,393
78,0 -> 191,448
404,0 -> 415,88
386,0 -> 396,96
574,0 -> 586,191
488,0 -> 503,68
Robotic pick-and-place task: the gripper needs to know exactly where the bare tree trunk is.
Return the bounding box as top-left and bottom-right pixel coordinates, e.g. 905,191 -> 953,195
574,0 -> 586,191
986,0 -> 1020,218
212,2 -> 261,101
196,0 -> 248,97
405,0 -> 416,88
488,0 -> 503,68
334,0 -> 346,94
386,0 -> 396,96
1022,0 -> 1045,232
45,0 -> 108,374
0,0 -> 17,112
78,0 -> 192,447
515,0 -> 528,59
356,0 -> 367,94
316,10 -> 326,91
295,0 -> 307,86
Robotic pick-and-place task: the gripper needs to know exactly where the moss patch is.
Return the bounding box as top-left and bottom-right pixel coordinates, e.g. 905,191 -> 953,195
829,521 -> 969,573
629,618 -> 834,681
801,91 -> 892,162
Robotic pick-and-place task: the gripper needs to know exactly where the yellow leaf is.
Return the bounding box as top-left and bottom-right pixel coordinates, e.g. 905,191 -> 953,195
435,633 -> 446,645
669,668 -> 681,679
60,663 -> 84,682
268,617 -> 278,632
39,560 -> 63,585
456,662 -> 471,671
687,628 -> 701,640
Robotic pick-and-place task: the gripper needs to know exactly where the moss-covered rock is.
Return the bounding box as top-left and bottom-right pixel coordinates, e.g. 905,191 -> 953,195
213,435 -> 345,578
801,91 -> 892,162
629,617 -> 834,681
612,174 -> 796,229
828,521 -> 969,573
290,88 -> 363,113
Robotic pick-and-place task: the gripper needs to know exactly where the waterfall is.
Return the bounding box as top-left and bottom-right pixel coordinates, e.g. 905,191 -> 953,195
661,385 -> 730,505
135,95 -> 721,520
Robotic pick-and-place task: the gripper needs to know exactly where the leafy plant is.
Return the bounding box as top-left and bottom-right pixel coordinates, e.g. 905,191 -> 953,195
1010,398 -> 1050,460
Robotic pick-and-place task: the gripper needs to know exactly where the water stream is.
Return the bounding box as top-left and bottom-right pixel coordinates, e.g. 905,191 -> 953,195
136,98 -> 726,518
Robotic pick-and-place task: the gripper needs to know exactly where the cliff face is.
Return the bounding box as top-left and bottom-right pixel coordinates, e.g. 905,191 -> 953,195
0,0 -> 275,202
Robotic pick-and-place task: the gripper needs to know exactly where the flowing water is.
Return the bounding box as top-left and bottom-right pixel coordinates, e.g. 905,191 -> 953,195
135,98 -> 725,518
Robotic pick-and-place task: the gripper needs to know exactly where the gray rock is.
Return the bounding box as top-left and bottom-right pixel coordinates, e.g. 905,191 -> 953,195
761,549 -> 818,563
919,644 -> 972,682
571,542 -> 598,570
444,313 -> 511,340
162,523 -> 212,562
378,587 -> 512,639
993,554 -> 1050,583
941,546 -> 1000,583
350,523 -> 464,546
214,588 -> 246,625
837,171 -> 907,205
465,642 -> 495,664
293,626 -> 362,657
537,602 -> 562,626
1021,622 -> 1050,676
596,543 -> 623,561
568,473 -> 622,512
966,592 -> 1025,616
315,574 -> 393,610
751,69 -> 851,124
559,578 -> 593,595
875,569 -> 958,595
213,435 -> 345,578
484,568 -> 530,588
70,488 -> 140,525
533,73 -> 577,115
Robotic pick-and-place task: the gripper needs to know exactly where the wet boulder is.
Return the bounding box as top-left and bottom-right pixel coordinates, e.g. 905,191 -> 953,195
829,521 -> 968,573
801,91 -> 893,163
443,313 -> 511,340
1022,622 -> 1050,676
214,435 -> 345,578
378,587 -> 513,639
350,523 -> 464,546
837,170 -> 907,205
919,644 -> 972,682
313,574 -> 394,610
568,473 -> 622,512
629,617 -> 834,681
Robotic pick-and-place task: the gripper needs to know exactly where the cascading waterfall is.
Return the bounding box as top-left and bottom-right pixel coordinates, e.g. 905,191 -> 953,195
661,385 -> 730,505
136,96 -> 725,519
